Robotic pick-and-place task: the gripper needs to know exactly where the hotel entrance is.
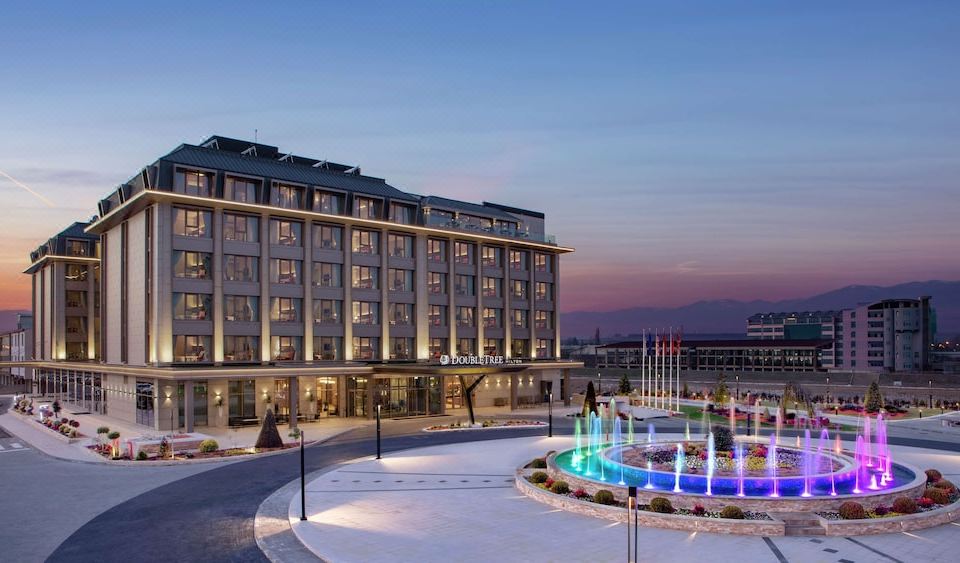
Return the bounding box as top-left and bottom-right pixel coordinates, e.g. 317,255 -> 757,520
373,376 -> 442,417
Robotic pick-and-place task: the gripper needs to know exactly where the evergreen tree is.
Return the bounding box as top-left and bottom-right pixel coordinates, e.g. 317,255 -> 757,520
255,409 -> 284,449
712,375 -> 730,405
582,380 -> 599,417
618,373 -> 632,394
864,381 -> 884,413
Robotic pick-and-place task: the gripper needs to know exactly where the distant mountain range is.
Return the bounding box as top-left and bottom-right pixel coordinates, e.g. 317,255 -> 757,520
560,280 -> 960,339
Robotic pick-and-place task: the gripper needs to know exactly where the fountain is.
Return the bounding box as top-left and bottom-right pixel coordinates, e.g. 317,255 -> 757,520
767,434 -> 779,497
754,399 -> 762,440
774,409 -> 783,445
819,428 -> 836,496
645,461 -> 654,489
735,443 -> 745,497
573,418 -> 583,467
685,421 -> 691,441
614,418 -> 626,485
853,435 -> 864,493
728,399 -> 737,435
627,416 -> 635,444
801,429 -> 812,497
706,432 -> 716,495
673,443 -> 684,492
864,415 -> 873,466
700,399 -> 710,436
647,423 -> 656,444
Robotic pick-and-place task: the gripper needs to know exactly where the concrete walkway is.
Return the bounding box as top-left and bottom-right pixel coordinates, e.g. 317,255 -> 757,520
289,435 -> 960,563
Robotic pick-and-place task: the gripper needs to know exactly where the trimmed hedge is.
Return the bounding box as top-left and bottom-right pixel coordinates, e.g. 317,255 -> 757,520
530,457 -> 548,469
649,497 -> 674,514
923,487 -> 950,505
549,481 -> 570,495
925,469 -> 943,483
593,489 -> 616,505
839,501 -> 866,520
530,471 -> 549,484
199,439 -> 219,453
892,497 -> 917,514
934,479 -> 956,494
720,505 -> 745,519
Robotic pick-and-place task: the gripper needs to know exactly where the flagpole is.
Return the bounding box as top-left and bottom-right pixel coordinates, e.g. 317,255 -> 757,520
640,329 -> 646,406
668,327 -> 673,413
675,329 -> 682,411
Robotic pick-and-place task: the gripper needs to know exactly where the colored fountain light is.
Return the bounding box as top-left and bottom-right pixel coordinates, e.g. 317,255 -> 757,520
673,443 -> 684,492
801,429 -> 812,497
736,443 -> 745,497
645,461 -> 654,489
768,433 -> 779,497
706,432 -> 716,496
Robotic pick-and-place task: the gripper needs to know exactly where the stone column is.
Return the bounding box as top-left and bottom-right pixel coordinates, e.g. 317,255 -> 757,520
288,375 -> 299,429
183,380 -> 195,433
510,372 -> 518,411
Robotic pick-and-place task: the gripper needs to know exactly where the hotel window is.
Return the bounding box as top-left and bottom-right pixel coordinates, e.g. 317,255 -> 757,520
511,280 -> 528,300
484,338 -> 502,356
389,337 -> 414,360
456,306 -> 475,327
314,224 -> 342,250
223,214 -> 259,242
175,169 -> 211,197
352,301 -> 379,325
65,316 -> 87,337
512,309 -> 528,328
173,251 -> 211,279
66,290 -> 87,309
313,262 -> 342,287
536,339 -> 554,358
427,239 -> 447,262
535,253 -> 552,273
270,219 -> 302,246
224,255 -> 258,282
270,259 -> 302,284
483,307 -> 502,328
509,250 -> 528,271
388,268 -> 414,292
173,293 -> 211,320
354,196 -> 381,220
454,242 -> 474,265
455,275 -> 475,296
535,282 -> 553,301
270,297 -> 302,323
313,299 -> 342,324
173,208 -> 211,237
313,336 -> 343,361
65,264 -> 88,282
224,177 -> 258,203
313,190 -> 344,215
427,272 -> 447,295
428,305 -> 447,327
271,336 -> 302,361
389,303 -> 414,325
511,339 -> 528,358
353,336 -> 380,360
482,277 -> 502,298
352,229 -> 379,254
173,335 -> 211,363
429,338 -> 447,359
272,184 -> 304,210
224,295 -> 259,322
66,240 -> 88,257
457,338 -> 476,355
535,310 -> 553,330
387,234 -> 414,258
389,203 -> 415,224
223,336 -> 259,362
482,246 -> 502,267
352,265 -> 379,289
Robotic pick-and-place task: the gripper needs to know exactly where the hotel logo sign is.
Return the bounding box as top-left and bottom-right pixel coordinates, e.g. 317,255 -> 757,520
439,354 -> 514,366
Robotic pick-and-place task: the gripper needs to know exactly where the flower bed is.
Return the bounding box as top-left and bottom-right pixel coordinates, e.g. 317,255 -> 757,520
424,419 -> 546,432
816,470 -> 960,521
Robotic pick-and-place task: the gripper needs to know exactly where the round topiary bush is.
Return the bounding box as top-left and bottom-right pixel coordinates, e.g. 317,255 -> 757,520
530,471 -> 549,484
549,480 -> 570,495
649,497 -> 674,514
923,487 -> 950,505
838,501 -> 866,520
720,505 -> 745,519
892,497 -> 918,514
711,425 -> 735,452
933,479 -> 956,494
925,469 -> 943,483
530,457 -> 547,469
593,489 -> 616,505
136,450 -> 148,461
198,439 -> 219,453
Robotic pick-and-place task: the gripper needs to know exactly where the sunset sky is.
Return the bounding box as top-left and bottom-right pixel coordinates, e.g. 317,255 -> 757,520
1,2 -> 958,313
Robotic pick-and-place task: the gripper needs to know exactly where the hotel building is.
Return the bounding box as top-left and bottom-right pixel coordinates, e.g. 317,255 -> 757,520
747,311 -> 842,369
0,313 -> 34,385
597,339 -> 830,372
19,136 -> 579,430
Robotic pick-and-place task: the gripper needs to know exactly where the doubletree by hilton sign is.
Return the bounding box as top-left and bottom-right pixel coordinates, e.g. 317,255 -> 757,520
438,354 -> 518,366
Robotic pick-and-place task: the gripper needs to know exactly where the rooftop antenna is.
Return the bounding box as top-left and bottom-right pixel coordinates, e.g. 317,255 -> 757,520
254,128 -> 258,143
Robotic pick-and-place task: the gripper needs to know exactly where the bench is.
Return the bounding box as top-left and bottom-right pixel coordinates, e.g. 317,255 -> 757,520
229,417 -> 261,427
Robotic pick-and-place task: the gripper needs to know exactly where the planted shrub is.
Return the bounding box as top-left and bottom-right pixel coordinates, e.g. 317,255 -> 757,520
198,439 -> 219,453
711,425 -> 735,452
924,488 -> 950,505
107,431 -> 120,440
720,505 -> 745,519
925,469 -> 943,483
692,503 -> 706,516
593,489 -> 616,505
933,479 -> 956,493
544,478 -> 555,489
530,471 -> 549,484
838,501 -> 866,520
873,505 -> 889,516
649,497 -> 674,514
136,450 -> 148,461
573,488 -> 590,499
530,457 -> 548,469
892,497 -> 917,514
255,409 -> 284,449
550,481 -> 571,495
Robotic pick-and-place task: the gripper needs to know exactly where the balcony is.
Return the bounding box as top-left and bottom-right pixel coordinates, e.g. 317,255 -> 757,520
423,214 -> 557,245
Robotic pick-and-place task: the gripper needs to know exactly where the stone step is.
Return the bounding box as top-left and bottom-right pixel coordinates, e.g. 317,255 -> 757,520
784,525 -> 826,536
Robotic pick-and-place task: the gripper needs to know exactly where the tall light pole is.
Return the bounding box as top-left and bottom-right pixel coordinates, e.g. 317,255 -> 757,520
376,403 -> 382,460
548,392 -> 553,437
299,430 -> 306,521
735,375 -> 740,401
826,376 -> 831,406
929,379 -> 933,410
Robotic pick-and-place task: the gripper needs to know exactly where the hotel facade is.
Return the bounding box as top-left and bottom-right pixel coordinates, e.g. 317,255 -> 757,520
19,136 -> 579,431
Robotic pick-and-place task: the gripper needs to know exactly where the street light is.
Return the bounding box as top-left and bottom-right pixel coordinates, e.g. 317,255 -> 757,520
826,377 -> 831,406
597,371 -> 602,395
735,375 -> 740,401
299,429 -> 306,521
376,404 -> 382,460
929,379 -> 933,410
548,392 -> 553,437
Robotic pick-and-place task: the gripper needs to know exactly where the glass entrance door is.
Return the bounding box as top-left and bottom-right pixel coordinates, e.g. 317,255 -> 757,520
315,376 -> 339,418
446,379 -> 464,409
274,379 -> 290,422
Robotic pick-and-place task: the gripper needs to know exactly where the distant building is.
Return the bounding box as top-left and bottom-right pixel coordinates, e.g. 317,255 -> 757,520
748,297 -> 934,373
0,313 -> 33,384
597,339 -> 830,372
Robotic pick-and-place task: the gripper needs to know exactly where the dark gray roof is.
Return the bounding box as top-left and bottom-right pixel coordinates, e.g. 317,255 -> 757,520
418,195 -> 519,222
747,311 -> 843,322
162,145 -> 419,202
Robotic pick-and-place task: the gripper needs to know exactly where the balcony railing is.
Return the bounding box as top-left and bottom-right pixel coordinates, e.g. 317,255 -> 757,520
423,215 -> 557,245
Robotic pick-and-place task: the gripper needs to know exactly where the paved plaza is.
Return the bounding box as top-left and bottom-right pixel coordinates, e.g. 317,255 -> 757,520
290,436 -> 960,563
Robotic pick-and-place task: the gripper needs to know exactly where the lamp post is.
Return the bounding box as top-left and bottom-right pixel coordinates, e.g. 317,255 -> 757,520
299,430 -> 306,521
826,377 -> 831,406
929,379 -> 933,410
597,371 -> 601,396
376,403 -> 382,460
735,375 -> 740,401
548,392 -> 553,438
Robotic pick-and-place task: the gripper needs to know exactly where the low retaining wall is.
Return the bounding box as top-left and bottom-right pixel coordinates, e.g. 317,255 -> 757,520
545,452 -> 927,512
820,498 -> 960,536
516,469 -> 786,536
